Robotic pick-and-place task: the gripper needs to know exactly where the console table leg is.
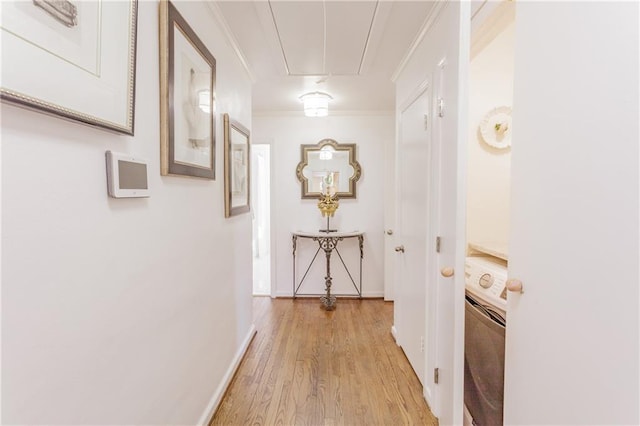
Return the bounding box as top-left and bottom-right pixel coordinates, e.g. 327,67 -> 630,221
292,235 -> 297,298
320,245 -> 336,310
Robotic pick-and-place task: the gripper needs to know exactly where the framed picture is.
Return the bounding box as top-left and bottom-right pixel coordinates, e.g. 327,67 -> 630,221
223,114 -> 250,217
0,0 -> 138,135
159,0 -> 216,179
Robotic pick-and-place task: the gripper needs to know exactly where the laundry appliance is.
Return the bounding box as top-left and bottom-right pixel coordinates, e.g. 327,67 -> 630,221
464,256 -> 508,426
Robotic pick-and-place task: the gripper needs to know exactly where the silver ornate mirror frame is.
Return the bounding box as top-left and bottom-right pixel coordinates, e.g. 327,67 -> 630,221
296,138 -> 362,199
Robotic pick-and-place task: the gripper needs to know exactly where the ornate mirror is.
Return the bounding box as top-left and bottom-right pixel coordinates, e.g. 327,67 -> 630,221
296,139 -> 362,199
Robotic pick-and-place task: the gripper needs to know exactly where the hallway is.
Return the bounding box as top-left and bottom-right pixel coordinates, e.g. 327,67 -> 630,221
212,298 -> 437,425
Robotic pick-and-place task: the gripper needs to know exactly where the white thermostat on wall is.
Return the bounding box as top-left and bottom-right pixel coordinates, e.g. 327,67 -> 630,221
106,151 -> 150,198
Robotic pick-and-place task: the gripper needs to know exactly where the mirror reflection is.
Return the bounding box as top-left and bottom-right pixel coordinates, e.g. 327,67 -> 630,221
296,139 -> 361,199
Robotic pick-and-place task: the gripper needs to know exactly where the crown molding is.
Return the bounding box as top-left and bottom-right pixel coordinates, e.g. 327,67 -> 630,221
206,1 -> 256,83
470,0 -> 515,60
391,1 -> 448,83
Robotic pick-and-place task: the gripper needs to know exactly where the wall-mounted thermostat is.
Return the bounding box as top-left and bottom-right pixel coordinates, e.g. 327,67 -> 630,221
106,151 -> 150,198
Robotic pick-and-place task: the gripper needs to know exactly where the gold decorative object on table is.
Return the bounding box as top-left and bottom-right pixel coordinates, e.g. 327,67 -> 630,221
318,192 -> 339,233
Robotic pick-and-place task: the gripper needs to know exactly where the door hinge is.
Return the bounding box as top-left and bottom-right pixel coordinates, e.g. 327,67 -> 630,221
436,236 -> 441,253
423,113 -> 429,130
434,368 -> 440,384
438,97 -> 444,117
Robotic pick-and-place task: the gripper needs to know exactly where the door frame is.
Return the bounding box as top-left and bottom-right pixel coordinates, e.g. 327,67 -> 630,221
251,140 -> 277,298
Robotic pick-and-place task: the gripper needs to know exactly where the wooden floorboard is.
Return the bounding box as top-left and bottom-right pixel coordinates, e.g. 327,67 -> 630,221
211,297 -> 438,426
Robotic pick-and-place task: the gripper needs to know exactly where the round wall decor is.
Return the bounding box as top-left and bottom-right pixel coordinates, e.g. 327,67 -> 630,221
479,106 -> 512,149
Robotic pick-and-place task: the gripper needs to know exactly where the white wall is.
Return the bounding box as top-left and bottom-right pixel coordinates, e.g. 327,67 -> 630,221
467,22 -> 514,246
1,2 -> 253,424
252,114 -> 393,298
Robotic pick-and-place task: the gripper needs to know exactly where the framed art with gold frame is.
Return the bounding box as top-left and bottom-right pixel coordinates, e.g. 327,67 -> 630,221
223,114 -> 251,217
296,139 -> 362,199
159,0 -> 216,179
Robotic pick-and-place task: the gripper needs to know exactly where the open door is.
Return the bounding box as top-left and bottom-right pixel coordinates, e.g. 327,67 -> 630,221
504,2 -> 639,424
393,2 -> 470,424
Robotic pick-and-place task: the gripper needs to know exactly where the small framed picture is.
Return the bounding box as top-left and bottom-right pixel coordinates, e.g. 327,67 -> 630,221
223,114 -> 250,217
159,0 -> 216,179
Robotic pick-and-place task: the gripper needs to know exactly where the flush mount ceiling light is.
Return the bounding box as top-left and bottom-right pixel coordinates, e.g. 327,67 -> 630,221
299,91 -> 333,117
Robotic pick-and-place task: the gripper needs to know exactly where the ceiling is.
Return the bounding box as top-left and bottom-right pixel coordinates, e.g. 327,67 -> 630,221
213,1 -> 439,114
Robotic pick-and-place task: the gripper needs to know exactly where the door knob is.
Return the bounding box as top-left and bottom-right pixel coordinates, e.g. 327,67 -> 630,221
395,245 -> 405,253
386,229 -> 394,235
506,278 -> 524,293
440,267 -> 454,277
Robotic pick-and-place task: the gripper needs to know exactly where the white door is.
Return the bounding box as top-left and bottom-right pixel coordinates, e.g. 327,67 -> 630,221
393,2 -> 470,424
504,2 -> 639,424
396,88 -> 431,386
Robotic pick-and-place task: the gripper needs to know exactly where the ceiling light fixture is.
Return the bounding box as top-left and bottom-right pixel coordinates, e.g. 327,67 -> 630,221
319,145 -> 334,160
299,91 -> 332,117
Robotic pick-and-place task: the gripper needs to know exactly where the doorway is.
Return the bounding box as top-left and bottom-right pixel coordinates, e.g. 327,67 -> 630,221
464,2 -> 515,425
251,144 -> 271,296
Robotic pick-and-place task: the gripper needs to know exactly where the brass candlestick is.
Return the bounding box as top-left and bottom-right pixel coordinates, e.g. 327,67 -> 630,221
317,192 -> 339,233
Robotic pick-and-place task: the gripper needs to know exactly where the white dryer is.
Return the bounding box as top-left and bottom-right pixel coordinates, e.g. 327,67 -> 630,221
464,256 -> 508,426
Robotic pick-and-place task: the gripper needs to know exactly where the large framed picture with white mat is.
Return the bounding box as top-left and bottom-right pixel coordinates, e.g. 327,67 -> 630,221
0,0 -> 138,135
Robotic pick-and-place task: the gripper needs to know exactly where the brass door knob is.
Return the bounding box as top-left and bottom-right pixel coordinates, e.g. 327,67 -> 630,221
440,267 -> 454,277
386,229 -> 394,235
395,245 -> 405,253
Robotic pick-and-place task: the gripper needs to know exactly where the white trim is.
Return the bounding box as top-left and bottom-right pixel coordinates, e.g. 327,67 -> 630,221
269,141 -> 278,300
452,2 -> 471,423
197,324 -> 257,426
470,0 -> 515,60
391,1 -> 447,83
399,79 -> 430,115
205,2 -> 256,83
391,325 -> 399,344
275,291 -> 385,299
253,1 -> 290,75
357,0 -> 385,75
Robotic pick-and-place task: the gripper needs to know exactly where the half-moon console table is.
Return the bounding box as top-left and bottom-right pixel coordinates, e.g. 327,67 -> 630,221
292,230 -> 364,310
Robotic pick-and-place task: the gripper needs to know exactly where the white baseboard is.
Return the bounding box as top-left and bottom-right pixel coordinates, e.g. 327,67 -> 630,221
275,291 -> 385,298
197,324 -> 257,426
391,325 -> 399,345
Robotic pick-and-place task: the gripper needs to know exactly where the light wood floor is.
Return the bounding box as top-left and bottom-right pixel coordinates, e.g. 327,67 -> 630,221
211,297 -> 438,425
